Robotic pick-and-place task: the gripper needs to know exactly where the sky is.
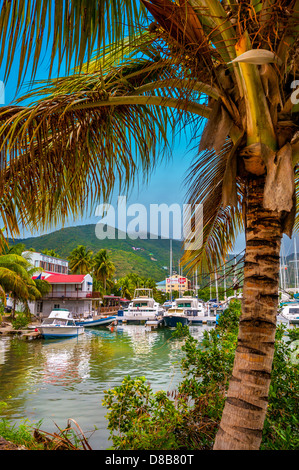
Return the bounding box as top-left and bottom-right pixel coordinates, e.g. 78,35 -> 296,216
0,17 -> 250,255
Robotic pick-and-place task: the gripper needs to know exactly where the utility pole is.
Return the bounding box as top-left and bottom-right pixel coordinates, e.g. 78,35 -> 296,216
215,268 -> 218,303
295,237 -> 298,293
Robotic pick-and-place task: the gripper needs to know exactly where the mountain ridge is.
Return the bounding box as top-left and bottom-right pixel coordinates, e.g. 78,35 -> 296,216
11,223 -> 183,281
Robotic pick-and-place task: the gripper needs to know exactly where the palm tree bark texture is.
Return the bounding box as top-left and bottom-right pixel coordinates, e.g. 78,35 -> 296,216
214,176 -> 283,450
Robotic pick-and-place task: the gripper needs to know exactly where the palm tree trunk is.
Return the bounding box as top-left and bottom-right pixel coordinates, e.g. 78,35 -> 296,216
214,176 -> 284,450
12,297 -> 17,319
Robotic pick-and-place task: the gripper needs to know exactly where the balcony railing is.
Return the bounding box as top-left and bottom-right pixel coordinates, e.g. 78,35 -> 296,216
43,291 -> 94,299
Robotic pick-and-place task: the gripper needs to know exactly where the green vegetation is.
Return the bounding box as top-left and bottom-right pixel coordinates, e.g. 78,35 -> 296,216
10,224 -> 182,281
11,312 -> 30,330
0,252 -> 51,318
0,417 -> 92,450
68,245 -> 93,275
0,418 -> 44,450
93,249 -> 116,292
111,273 -> 167,303
197,286 -> 235,302
103,301 -> 299,450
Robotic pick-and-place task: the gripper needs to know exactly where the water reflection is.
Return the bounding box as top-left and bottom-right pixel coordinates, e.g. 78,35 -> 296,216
0,324 -> 213,449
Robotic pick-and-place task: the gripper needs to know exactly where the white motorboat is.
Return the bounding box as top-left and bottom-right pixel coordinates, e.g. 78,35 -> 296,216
120,288 -> 164,322
38,308 -> 84,338
279,304 -> 299,324
174,296 -> 207,324
163,307 -> 189,328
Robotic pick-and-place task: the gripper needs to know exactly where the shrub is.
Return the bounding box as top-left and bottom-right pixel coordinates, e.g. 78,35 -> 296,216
11,312 -> 30,330
103,302 -> 299,450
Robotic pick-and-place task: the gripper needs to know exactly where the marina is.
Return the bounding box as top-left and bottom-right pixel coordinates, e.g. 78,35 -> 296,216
0,323 -> 213,450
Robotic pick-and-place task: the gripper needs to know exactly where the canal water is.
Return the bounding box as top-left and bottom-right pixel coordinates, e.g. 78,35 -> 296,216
0,323 -> 213,450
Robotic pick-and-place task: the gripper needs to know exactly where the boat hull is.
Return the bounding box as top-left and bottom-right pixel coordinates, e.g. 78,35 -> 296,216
163,315 -> 189,328
75,316 -> 117,327
281,315 -> 299,324
38,326 -> 84,338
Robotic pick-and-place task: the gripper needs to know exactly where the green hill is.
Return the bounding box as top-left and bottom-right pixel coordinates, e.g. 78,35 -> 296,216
11,224 -> 183,281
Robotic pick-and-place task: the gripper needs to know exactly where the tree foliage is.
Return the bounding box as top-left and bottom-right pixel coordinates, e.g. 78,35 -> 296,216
103,301 -> 299,450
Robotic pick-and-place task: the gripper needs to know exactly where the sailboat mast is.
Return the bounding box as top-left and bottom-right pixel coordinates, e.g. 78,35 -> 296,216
215,268 -> 218,303
170,239 -> 172,300
295,237 -> 298,293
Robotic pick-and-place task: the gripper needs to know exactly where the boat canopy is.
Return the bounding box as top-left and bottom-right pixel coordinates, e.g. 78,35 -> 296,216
48,308 -> 73,320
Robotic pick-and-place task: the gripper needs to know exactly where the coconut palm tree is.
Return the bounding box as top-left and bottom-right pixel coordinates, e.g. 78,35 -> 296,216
0,253 -> 44,316
41,249 -> 60,258
0,0 -> 299,450
117,276 -> 136,300
68,245 -> 93,274
0,254 -> 30,312
93,249 -> 115,292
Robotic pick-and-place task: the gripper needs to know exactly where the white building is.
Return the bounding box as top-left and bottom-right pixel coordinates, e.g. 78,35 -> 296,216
23,251 -> 96,318
23,251 -> 69,275
30,273 -> 94,318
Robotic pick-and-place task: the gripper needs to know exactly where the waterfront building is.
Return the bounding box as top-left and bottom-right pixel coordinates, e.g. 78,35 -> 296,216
165,274 -> 191,294
23,251 -> 69,275
22,251 -> 97,318
30,273 -> 95,318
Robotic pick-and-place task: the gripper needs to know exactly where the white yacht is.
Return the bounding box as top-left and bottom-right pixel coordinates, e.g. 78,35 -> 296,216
163,307 -> 190,328
120,288 -> 164,323
174,296 -> 207,324
38,308 -> 85,338
279,304 -> 299,324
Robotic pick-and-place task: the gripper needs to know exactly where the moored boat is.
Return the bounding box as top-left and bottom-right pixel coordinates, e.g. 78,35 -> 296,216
279,304 -> 299,324
75,315 -> 117,327
174,296 -> 207,324
120,288 -> 164,323
38,308 -> 84,338
163,307 -> 189,328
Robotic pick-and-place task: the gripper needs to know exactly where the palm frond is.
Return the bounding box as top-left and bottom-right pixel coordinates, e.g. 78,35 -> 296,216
0,38 -> 212,236
182,140 -> 244,274
0,0 -> 146,88
0,267 -> 29,299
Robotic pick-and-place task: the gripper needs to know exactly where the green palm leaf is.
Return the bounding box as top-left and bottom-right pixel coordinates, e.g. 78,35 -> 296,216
0,35 -> 212,236
182,140 -> 244,274
0,0 -> 146,88
0,267 -> 29,299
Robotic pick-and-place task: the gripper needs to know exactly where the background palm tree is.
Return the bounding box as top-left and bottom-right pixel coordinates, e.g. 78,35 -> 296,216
0,0 -> 299,450
68,245 -> 93,274
0,253 -> 51,317
117,277 -> 136,300
0,254 -> 33,314
41,249 -> 60,258
93,249 -> 115,292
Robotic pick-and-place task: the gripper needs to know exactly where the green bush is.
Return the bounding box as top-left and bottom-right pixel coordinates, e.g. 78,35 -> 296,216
11,312 -> 30,330
261,325 -> 299,450
103,301 -> 299,450
0,418 -> 44,449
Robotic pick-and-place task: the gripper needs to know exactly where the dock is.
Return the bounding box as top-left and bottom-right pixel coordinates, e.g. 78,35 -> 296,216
116,312 -> 217,326
145,319 -> 164,330
188,316 -> 217,324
